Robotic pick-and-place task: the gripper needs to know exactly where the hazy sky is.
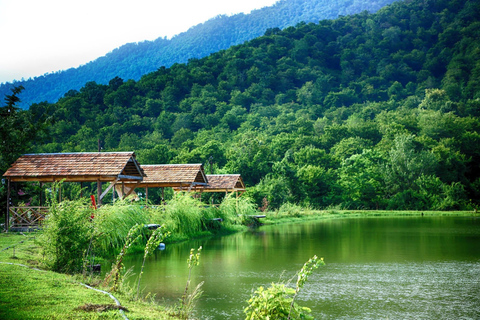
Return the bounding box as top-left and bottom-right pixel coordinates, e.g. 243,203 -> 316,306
0,0 -> 278,84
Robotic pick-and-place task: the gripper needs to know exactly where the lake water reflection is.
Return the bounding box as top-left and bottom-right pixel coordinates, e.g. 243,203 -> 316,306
124,216 -> 480,319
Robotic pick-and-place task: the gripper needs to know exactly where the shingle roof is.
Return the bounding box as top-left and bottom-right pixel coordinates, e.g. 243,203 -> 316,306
204,174 -> 245,191
136,164 -> 207,188
172,174 -> 245,192
3,152 -> 144,182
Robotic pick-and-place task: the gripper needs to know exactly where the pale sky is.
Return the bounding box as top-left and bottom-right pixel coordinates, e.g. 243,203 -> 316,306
0,0 -> 278,84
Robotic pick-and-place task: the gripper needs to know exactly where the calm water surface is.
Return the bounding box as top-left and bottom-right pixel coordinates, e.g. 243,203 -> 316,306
124,216 -> 480,319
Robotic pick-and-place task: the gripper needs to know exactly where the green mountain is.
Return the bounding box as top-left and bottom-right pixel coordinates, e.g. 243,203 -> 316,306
0,0 -> 396,109
6,0 -> 480,211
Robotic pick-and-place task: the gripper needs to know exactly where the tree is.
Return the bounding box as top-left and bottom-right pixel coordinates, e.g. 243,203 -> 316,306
1,86 -> 35,172
383,134 -> 438,196
338,150 -> 386,209
296,165 -> 339,208
1,86 -> 50,220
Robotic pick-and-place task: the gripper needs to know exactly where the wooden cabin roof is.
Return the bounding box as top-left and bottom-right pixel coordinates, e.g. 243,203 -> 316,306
172,174 -> 245,193
135,164 -> 207,188
204,174 -> 245,191
3,152 -> 144,182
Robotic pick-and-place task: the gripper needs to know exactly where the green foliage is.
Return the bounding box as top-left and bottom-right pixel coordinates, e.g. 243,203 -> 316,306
1,86 -> 51,217
244,255 -> 325,320
93,201 -> 151,256
245,283 -> 300,320
176,247 -> 203,319
219,194 -> 258,224
136,226 -> 170,300
0,0 -> 397,109
277,202 -> 312,217
37,183 -> 94,273
103,223 -> 143,292
8,0 -> 480,211
163,193 -> 204,236
289,256 -> 325,319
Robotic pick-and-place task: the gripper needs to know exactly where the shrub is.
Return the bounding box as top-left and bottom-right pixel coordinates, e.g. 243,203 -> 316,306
277,202 -> 306,217
245,283 -> 306,320
38,184 -> 94,273
244,255 -> 324,320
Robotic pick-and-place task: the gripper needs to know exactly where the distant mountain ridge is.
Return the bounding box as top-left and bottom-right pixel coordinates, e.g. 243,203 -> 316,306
1,0 -> 397,109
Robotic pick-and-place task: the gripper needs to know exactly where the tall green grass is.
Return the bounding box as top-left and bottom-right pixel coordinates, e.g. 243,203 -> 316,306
162,193 -> 204,236
94,200 -> 150,256
219,193 -> 258,225
38,188 -> 259,273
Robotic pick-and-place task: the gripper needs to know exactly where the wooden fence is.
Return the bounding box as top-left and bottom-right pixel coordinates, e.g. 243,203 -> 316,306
9,206 -> 48,229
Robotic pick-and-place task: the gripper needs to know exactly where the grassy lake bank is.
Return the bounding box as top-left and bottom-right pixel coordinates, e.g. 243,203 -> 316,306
0,210 -> 477,319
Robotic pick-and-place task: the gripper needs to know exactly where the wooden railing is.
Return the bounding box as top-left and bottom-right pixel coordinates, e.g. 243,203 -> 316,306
9,206 -> 48,228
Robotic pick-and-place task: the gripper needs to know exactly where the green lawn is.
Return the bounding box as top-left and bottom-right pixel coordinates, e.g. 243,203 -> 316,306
0,233 -> 173,320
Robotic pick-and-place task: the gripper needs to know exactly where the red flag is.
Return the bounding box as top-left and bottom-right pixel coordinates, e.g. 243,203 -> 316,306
90,195 -> 97,219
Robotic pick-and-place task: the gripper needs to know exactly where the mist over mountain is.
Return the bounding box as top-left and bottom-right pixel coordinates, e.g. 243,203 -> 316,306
0,0 -> 396,109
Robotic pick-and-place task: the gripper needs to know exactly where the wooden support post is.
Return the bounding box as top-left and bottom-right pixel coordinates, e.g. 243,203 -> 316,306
80,182 -> 83,198
236,191 -> 239,211
5,178 -> 10,232
99,182 -> 116,202
121,182 -> 125,200
123,182 -> 140,198
97,180 -> 102,207
40,182 -> 43,206
146,186 -> 149,203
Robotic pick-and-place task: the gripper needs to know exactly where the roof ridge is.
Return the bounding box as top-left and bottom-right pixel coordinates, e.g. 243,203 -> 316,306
142,163 -> 203,166
23,152 -> 134,156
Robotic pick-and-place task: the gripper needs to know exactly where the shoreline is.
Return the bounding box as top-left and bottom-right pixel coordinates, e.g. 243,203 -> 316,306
0,210 -> 477,319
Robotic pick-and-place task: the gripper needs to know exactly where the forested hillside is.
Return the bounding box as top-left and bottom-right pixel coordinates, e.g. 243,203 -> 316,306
6,0 -> 480,211
0,0 -> 396,109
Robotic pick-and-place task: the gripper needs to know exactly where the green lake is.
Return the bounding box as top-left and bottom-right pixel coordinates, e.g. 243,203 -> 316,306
124,216 -> 480,319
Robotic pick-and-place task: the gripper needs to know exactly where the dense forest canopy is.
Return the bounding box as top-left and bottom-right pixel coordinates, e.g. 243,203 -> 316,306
4,0 -> 480,211
0,0 -> 396,109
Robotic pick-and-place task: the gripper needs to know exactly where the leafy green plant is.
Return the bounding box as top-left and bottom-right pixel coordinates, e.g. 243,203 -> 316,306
103,223 -> 143,292
245,283 -> 302,319
136,226 -> 170,300
289,255 -> 325,319
38,182 -> 94,273
277,202 -> 307,217
175,246 -> 203,319
244,255 -> 325,320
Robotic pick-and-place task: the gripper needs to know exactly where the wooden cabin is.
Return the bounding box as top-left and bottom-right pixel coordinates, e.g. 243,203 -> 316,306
2,152 -> 144,231
201,174 -> 246,194
172,173 -> 246,204
125,164 -> 208,202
